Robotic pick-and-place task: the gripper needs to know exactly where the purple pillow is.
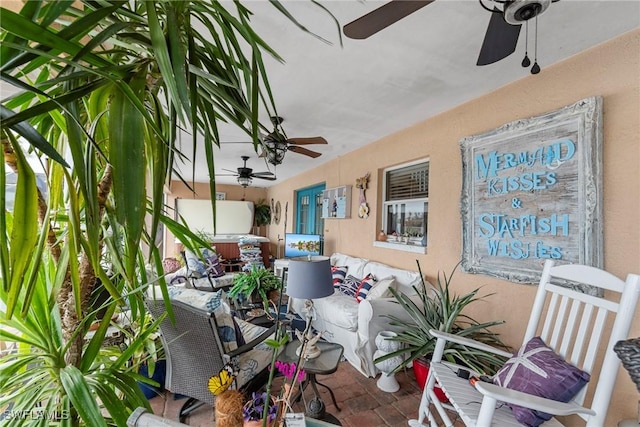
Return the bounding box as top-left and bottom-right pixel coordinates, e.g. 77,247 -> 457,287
205,253 -> 225,278
493,336 -> 590,426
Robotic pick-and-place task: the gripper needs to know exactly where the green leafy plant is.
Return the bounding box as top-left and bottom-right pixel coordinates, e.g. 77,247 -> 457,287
254,199 -> 272,227
229,264 -> 282,310
0,1 -> 338,425
377,261 -> 509,375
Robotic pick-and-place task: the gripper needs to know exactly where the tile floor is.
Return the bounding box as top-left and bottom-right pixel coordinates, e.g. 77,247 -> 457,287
148,360 -> 464,426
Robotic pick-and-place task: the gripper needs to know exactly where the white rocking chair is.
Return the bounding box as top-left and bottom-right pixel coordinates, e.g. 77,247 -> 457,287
410,260 -> 640,427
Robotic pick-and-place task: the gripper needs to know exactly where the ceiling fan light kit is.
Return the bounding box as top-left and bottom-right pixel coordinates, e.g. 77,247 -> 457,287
237,175 -> 252,188
217,155 -> 276,188
503,0 -> 550,25
259,116 -> 326,166
262,134 -> 287,166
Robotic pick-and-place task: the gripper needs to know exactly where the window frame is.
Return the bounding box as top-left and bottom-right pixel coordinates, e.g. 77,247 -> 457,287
377,158 -> 429,252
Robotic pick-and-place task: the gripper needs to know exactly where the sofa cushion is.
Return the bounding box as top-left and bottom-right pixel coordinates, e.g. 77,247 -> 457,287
366,276 -> 396,300
313,293 -> 359,331
362,261 -> 421,291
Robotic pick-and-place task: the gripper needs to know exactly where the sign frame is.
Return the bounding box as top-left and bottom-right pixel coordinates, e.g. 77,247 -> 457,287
460,96 -> 603,286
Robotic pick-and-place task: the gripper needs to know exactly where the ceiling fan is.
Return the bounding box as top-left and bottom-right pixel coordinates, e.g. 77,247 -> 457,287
260,116 -> 328,166
343,0 -> 557,72
216,156 -> 276,187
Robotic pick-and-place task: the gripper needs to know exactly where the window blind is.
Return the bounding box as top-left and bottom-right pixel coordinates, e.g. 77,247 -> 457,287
386,162 -> 429,201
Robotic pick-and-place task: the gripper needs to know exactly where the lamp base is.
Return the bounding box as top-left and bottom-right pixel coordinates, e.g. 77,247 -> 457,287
296,343 -> 321,359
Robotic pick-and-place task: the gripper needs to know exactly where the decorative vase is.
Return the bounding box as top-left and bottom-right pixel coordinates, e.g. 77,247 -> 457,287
378,230 -> 387,242
373,331 -> 403,392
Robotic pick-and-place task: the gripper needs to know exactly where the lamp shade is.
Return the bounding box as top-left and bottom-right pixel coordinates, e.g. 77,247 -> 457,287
285,256 -> 334,300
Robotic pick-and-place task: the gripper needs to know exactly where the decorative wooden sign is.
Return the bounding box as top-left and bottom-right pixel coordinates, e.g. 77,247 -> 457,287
460,97 -> 603,285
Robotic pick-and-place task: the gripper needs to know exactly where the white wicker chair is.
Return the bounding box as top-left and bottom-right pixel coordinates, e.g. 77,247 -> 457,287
410,260 -> 640,427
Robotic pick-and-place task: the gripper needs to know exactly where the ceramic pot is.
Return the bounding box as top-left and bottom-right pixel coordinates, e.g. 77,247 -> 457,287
412,357 -> 449,403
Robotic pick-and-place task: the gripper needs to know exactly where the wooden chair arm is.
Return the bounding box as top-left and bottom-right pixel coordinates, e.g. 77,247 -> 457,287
430,329 -> 513,358
474,381 -> 596,417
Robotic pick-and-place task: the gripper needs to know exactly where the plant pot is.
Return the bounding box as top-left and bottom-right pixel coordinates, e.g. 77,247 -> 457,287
137,360 -> 166,399
412,357 -> 448,403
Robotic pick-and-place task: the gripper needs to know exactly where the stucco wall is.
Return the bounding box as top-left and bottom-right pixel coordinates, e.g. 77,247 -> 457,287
265,29 -> 640,425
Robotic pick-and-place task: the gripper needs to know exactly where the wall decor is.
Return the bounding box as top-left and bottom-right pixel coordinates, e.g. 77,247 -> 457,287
460,96 -> 603,285
215,192 -> 226,200
321,186 -> 352,219
356,172 -> 371,219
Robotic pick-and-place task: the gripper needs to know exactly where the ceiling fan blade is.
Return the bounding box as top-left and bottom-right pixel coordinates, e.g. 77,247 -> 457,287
287,137 -> 328,145
252,175 -> 277,181
251,171 -> 275,178
289,146 -> 322,158
476,8 -> 522,66
343,0 -> 435,40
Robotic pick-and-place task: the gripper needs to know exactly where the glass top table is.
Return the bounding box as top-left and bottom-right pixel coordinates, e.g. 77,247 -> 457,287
277,340 -> 344,422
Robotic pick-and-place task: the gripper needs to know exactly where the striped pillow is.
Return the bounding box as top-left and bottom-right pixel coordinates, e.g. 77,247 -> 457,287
355,275 -> 377,302
332,266 -> 348,288
337,274 -> 361,298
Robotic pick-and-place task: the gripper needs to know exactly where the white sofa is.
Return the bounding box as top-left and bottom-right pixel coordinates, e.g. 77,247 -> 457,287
289,253 -> 432,378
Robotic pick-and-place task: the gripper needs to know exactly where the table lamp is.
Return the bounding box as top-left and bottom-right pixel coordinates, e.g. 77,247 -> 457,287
285,256 -> 334,359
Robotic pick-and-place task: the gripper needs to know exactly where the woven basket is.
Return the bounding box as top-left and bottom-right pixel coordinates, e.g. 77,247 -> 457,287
614,337 -> 640,392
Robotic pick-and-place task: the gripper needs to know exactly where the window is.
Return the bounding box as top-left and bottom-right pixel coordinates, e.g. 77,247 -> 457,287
382,159 -> 429,246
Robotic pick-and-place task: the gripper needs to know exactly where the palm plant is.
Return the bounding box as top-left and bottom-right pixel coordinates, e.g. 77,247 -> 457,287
377,262 -> 510,375
0,1 -> 337,425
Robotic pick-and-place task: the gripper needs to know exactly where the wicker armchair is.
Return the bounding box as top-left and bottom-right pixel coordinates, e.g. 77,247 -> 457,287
614,337 -> 640,392
146,299 -> 276,423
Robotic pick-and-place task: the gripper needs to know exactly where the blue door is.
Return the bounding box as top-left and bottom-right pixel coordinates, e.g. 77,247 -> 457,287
296,184 -> 325,235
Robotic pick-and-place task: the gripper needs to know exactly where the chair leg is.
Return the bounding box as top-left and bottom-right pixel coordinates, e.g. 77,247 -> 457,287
178,398 -> 204,423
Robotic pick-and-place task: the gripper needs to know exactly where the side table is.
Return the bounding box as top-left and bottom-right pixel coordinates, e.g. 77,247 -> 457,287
278,340 -> 344,420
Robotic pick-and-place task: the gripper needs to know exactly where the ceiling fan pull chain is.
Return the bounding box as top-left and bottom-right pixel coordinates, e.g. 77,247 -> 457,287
531,15 -> 541,74
521,20 -> 531,67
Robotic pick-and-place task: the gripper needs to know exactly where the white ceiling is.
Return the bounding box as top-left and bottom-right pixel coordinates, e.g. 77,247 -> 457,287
1,1 -> 638,187
180,0 -> 638,187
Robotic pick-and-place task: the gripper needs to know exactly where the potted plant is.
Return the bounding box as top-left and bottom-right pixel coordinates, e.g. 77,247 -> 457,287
0,2 -> 336,424
375,262 -> 509,398
228,264 -> 283,312
253,199 -> 272,235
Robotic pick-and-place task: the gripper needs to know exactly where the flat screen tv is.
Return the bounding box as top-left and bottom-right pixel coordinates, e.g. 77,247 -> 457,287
284,233 -> 322,258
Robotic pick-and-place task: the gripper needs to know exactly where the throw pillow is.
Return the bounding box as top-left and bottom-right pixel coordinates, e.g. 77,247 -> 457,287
167,287 -> 224,312
493,336 -> 590,426
331,266 -> 348,288
355,275 -> 377,302
337,274 -> 362,298
366,276 -> 396,300
205,253 -> 225,278
162,257 -> 182,274
184,248 -> 215,278
212,301 -> 238,352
